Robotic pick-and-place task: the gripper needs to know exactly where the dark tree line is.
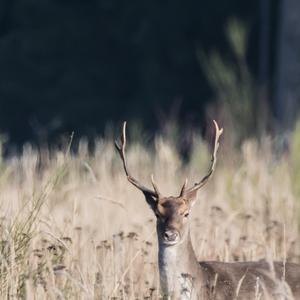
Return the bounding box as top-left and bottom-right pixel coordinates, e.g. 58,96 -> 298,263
0,0 -> 294,146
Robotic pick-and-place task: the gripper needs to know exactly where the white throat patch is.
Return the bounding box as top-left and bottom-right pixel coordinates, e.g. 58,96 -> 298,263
159,245 -> 194,299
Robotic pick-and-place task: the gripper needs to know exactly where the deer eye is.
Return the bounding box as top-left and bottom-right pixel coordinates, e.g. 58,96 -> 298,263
184,212 -> 190,218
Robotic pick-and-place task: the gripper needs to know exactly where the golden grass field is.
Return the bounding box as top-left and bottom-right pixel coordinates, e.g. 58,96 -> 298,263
0,123 -> 300,299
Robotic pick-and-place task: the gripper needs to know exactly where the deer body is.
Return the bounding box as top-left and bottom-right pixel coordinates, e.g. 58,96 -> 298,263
158,223 -> 300,299
115,121 -> 300,299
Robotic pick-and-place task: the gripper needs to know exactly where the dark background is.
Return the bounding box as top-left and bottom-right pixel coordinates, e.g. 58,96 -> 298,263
0,0 -> 289,146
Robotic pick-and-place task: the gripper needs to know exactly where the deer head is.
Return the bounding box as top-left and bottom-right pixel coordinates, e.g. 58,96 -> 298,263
115,121 -> 223,246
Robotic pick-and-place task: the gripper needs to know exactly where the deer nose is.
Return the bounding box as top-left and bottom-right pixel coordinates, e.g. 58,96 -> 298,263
164,230 -> 179,242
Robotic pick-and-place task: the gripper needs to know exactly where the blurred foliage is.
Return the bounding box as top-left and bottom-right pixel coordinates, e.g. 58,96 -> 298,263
291,120 -> 300,199
199,19 -> 267,145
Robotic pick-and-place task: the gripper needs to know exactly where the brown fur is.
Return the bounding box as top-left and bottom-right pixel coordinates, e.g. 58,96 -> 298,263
156,197 -> 300,299
115,121 -> 300,299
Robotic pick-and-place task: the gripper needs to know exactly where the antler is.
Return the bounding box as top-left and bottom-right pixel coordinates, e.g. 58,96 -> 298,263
181,120 -> 223,196
115,122 -> 160,198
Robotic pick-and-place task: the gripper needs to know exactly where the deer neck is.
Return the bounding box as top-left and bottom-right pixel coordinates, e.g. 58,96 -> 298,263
158,227 -> 204,299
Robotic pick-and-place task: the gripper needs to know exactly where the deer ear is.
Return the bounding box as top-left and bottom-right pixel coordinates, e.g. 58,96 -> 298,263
143,192 -> 158,211
184,190 -> 198,207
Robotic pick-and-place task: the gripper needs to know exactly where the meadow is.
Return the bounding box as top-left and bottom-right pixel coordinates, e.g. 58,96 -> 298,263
0,122 -> 300,299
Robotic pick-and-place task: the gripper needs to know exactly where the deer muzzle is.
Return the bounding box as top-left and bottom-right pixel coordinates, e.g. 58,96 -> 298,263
163,230 -> 179,244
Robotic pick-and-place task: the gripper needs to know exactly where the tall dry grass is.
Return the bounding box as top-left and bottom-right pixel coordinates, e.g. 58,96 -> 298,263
0,124 -> 299,299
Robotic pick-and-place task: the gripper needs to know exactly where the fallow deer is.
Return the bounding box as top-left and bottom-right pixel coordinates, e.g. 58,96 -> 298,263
115,121 -> 300,299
